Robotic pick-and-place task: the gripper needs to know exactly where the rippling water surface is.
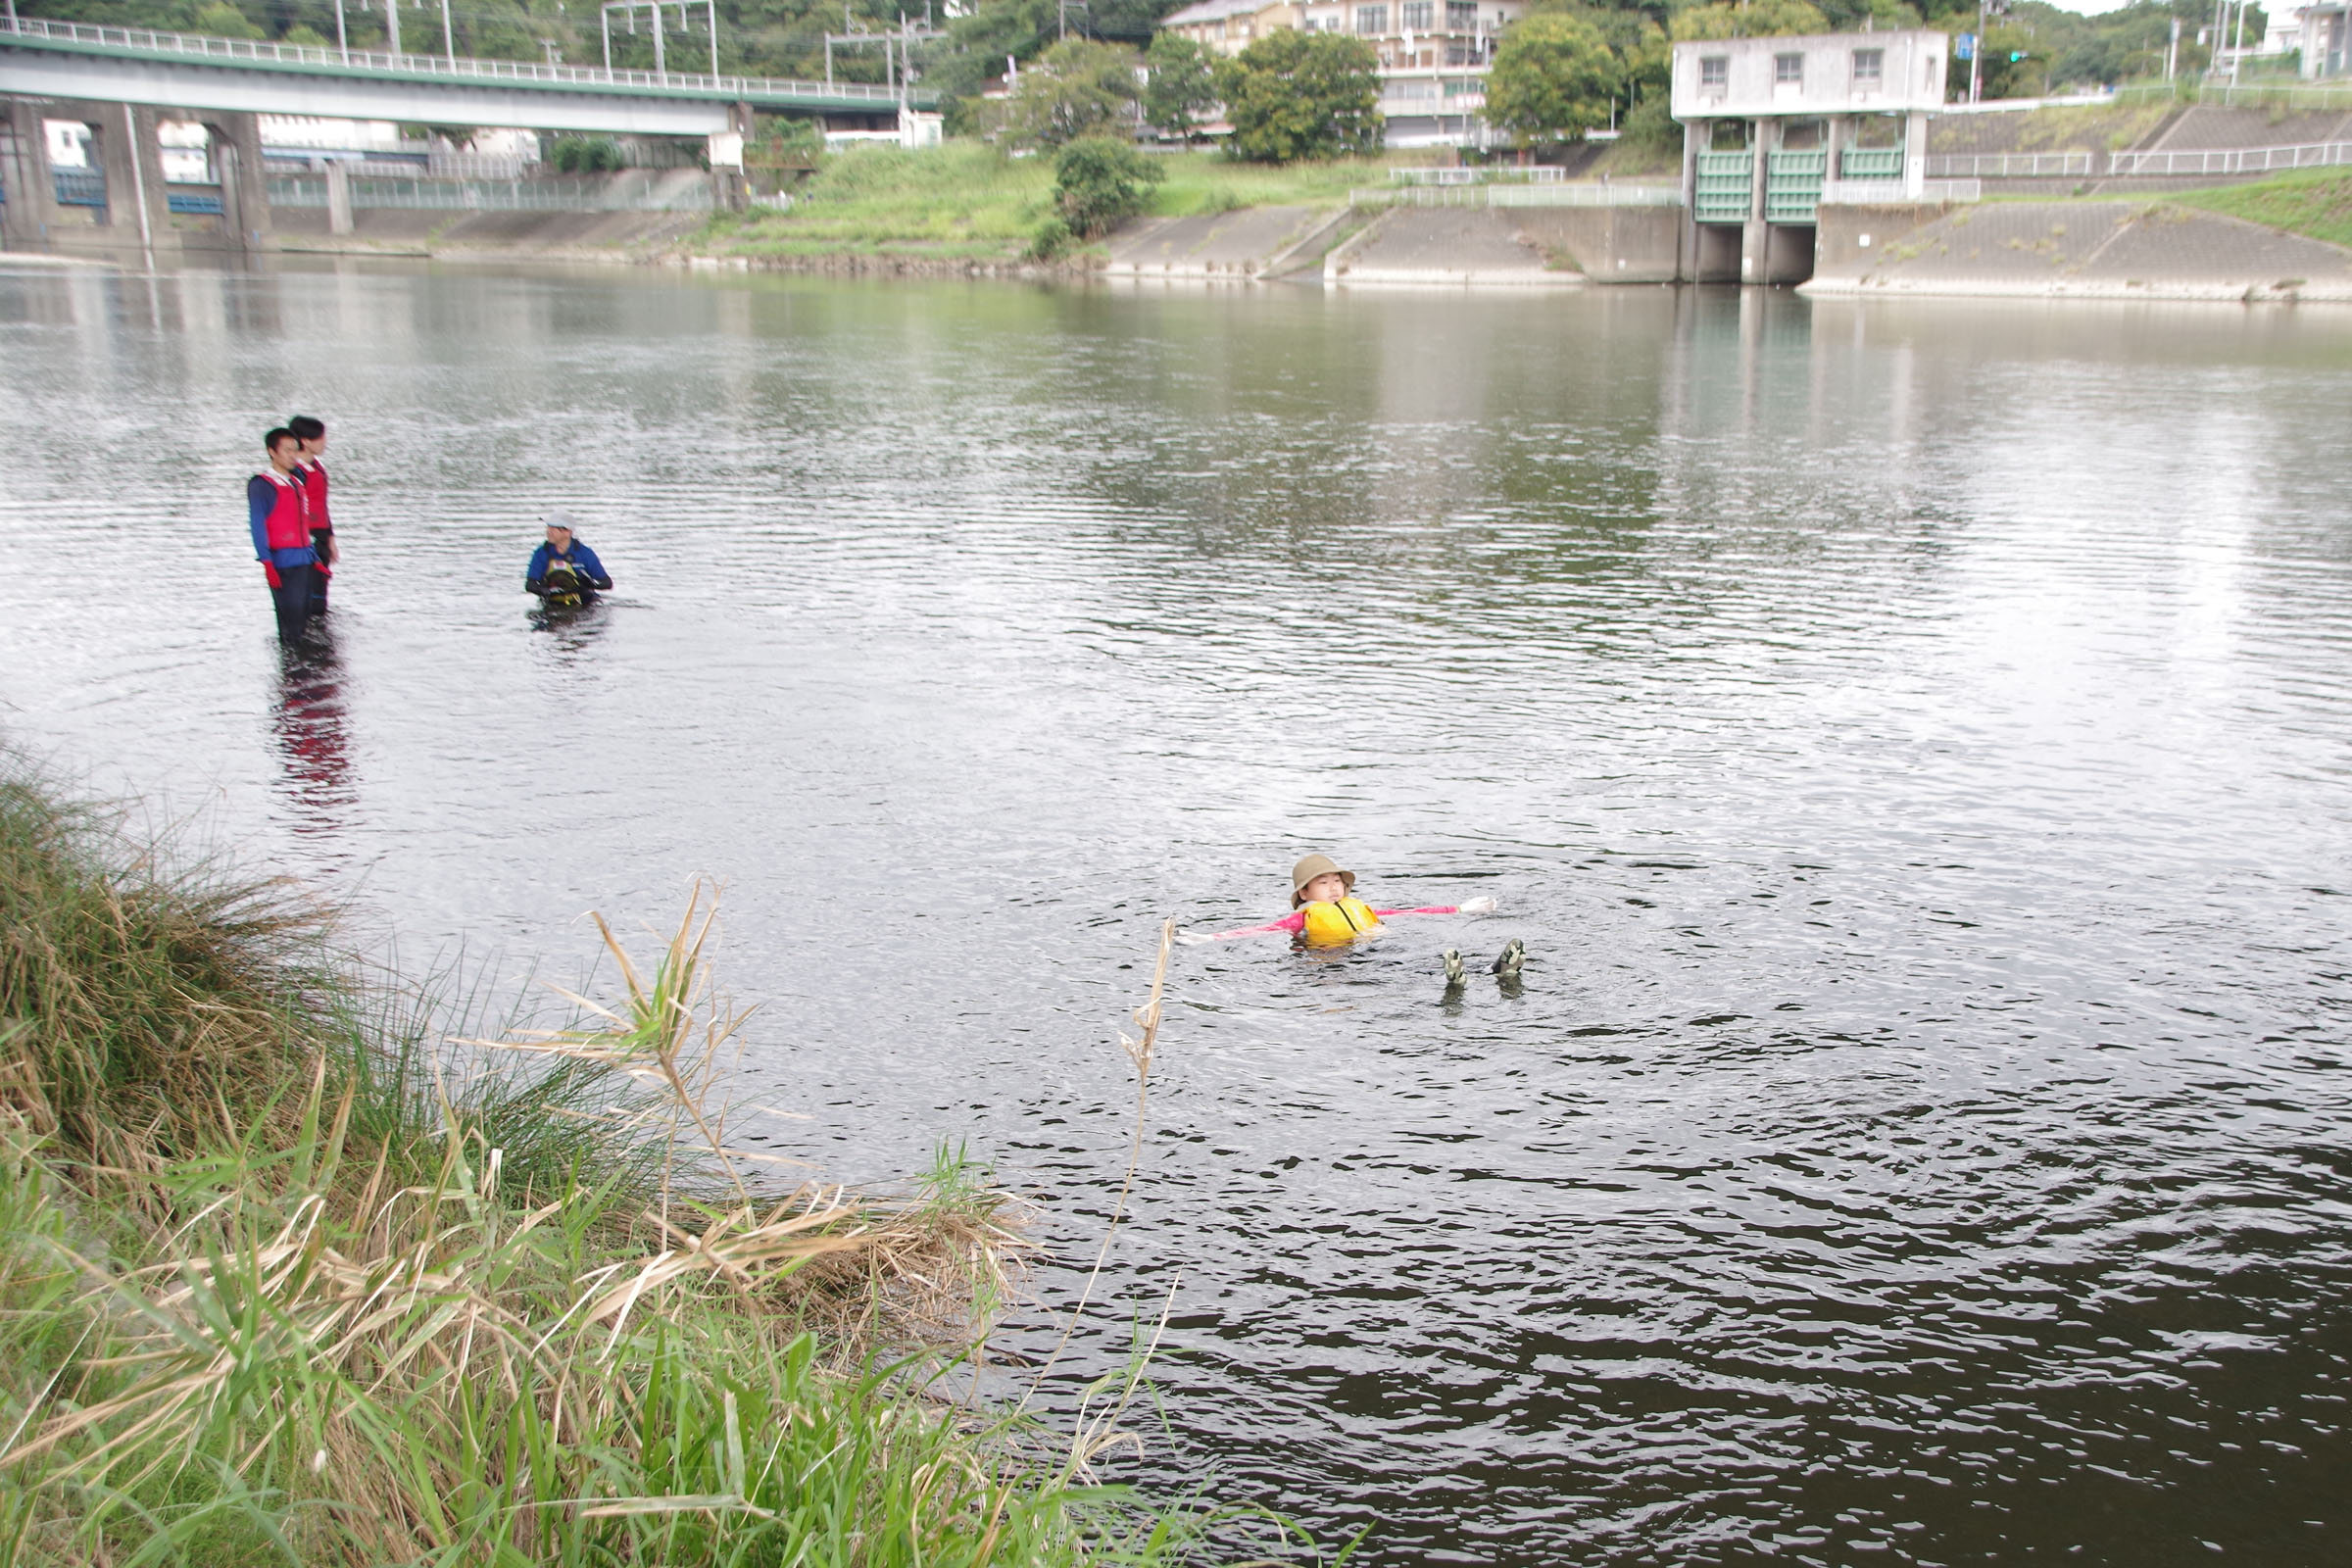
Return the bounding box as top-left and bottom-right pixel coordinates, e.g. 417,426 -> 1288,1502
4,261 -> 2351,1565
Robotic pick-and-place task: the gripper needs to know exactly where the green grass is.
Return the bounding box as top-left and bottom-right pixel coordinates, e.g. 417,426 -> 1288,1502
0,759 -> 1323,1567
2170,167 -> 2352,250
697,141 -> 1438,262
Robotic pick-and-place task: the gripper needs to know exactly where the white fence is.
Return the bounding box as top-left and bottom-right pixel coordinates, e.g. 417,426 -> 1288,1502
1817,177 -> 1982,205
1351,182 -> 1681,208
2108,140 -> 2352,176
269,171 -> 713,212
1926,151 -> 2093,178
0,15 -> 907,104
1390,166 -> 1564,184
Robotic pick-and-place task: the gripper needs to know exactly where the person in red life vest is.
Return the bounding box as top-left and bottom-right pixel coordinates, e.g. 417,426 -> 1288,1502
1176,853 -> 1496,949
287,415 -> 335,617
249,427 -> 318,643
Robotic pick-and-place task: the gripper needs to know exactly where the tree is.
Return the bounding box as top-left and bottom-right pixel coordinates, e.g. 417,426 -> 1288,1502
1144,30 -> 1219,141
985,36 -> 1145,147
1669,0 -> 1832,40
1217,29 -> 1382,164
1484,14 -> 1623,147
1053,134 -> 1165,236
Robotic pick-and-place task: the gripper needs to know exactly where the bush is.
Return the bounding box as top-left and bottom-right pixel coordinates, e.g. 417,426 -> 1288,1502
548,136 -> 625,173
1051,136 -> 1164,239
1029,213 -> 1075,259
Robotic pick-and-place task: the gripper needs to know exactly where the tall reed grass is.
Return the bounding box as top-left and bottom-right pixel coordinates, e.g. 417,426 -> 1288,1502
0,759 -> 1322,1567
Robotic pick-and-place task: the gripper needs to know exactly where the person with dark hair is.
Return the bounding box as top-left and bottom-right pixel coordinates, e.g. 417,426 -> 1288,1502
525,513 -> 612,608
286,415 -> 335,617
250,427 -> 317,643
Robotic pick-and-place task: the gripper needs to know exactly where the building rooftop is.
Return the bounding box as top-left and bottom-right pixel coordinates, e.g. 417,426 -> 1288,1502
1162,0 -> 1285,24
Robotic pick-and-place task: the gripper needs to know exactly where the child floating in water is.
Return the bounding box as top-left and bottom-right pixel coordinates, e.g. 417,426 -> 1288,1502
1177,854 -> 1495,949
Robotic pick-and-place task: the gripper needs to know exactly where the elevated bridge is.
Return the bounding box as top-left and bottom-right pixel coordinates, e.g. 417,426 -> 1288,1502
1,16 -> 930,259
0,17 -> 928,134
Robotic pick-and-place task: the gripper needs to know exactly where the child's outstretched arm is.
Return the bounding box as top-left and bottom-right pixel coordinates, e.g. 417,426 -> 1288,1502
1371,897 -> 1496,918
1174,911 -> 1308,946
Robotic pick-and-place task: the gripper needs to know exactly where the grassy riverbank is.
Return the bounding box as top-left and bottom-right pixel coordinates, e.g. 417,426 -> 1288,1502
697,144 -> 1406,264
0,760 -> 1245,1566
2172,167 -> 2352,249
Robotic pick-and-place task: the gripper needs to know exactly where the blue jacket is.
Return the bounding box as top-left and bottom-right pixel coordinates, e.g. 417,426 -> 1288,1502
526,540 -> 611,595
249,475 -> 318,569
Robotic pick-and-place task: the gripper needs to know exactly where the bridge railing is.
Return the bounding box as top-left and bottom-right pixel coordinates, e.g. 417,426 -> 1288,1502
0,15 -> 913,105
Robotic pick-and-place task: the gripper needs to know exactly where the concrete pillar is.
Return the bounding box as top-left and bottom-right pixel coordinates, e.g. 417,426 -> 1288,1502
94,101 -> 173,256
1824,113 -> 1847,193
1740,118 -> 1775,286
208,112 -> 271,252
1904,109 -> 1928,198
0,99 -> 67,250
324,159 -> 354,235
1679,116 -> 1704,283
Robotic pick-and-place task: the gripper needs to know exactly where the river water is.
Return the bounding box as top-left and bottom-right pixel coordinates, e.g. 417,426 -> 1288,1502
3,260 -> 2350,1565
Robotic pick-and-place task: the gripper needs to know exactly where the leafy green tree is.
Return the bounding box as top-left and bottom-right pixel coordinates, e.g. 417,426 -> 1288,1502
1144,30 -> 1219,141
985,36 -> 1143,147
1669,0 -> 1831,40
1484,14 -> 1623,147
1053,133 -> 1164,235
1216,29 -> 1382,164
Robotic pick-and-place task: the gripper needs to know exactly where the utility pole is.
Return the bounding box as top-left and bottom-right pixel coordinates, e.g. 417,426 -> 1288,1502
2230,0 -> 2246,84
1969,0 -> 1984,102
388,0 -> 402,59
334,0 -> 348,59
440,0 -> 455,61
2166,16 -> 2180,80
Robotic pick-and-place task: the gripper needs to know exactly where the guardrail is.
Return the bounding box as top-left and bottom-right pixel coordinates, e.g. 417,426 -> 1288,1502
0,15 -> 917,105
268,171 -> 714,212
1926,151 -> 2093,178
2108,139 -> 2352,176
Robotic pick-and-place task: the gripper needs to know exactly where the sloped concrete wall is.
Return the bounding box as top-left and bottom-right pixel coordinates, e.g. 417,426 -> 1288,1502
1505,205 -> 1684,283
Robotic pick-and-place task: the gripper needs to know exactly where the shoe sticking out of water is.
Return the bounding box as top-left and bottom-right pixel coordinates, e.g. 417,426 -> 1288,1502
1443,949 -> 1467,995
1490,939 -> 1525,979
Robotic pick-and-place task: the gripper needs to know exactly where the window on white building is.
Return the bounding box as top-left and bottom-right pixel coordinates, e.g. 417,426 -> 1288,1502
1402,1 -> 1433,28
1774,52 -> 1804,84
1356,3 -> 1388,33
1446,0 -> 1475,28
1699,55 -> 1728,89
1851,47 -> 1883,85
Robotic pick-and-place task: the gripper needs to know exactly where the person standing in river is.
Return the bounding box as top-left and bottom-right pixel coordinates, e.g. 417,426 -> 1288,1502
250,427 -> 317,644
524,514 -> 612,607
287,415 -> 336,618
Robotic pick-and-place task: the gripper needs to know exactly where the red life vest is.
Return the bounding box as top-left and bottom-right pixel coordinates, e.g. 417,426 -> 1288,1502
299,460 -> 330,532
256,469 -> 311,553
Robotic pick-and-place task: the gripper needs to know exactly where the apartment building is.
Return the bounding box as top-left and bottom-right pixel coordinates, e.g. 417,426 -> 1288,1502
1158,0 -> 1528,146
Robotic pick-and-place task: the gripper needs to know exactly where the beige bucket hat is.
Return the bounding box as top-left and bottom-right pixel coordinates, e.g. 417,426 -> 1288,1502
1291,853 -> 1356,907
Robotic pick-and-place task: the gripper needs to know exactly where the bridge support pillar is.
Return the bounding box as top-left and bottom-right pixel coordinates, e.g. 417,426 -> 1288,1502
93,101 -> 175,259
1,99 -> 67,250
205,111 -> 271,252
323,159 -> 354,234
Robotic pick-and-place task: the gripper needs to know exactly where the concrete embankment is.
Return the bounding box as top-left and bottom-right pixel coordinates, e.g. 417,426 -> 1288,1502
270,206 -> 706,261
1104,205 -> 1348,279
1324,207 -> 1580,286
1806,199 -> 2352,302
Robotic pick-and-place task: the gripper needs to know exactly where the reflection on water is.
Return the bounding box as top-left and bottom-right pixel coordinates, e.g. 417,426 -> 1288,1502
3,262 -> 2352,1566
268,627 -> 355,847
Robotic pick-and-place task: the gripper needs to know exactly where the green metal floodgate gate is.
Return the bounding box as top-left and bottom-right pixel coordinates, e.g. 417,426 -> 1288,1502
1840,147 -> 1904,181
1765,149 -> 1827,222
1693,151 -> 1752,223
